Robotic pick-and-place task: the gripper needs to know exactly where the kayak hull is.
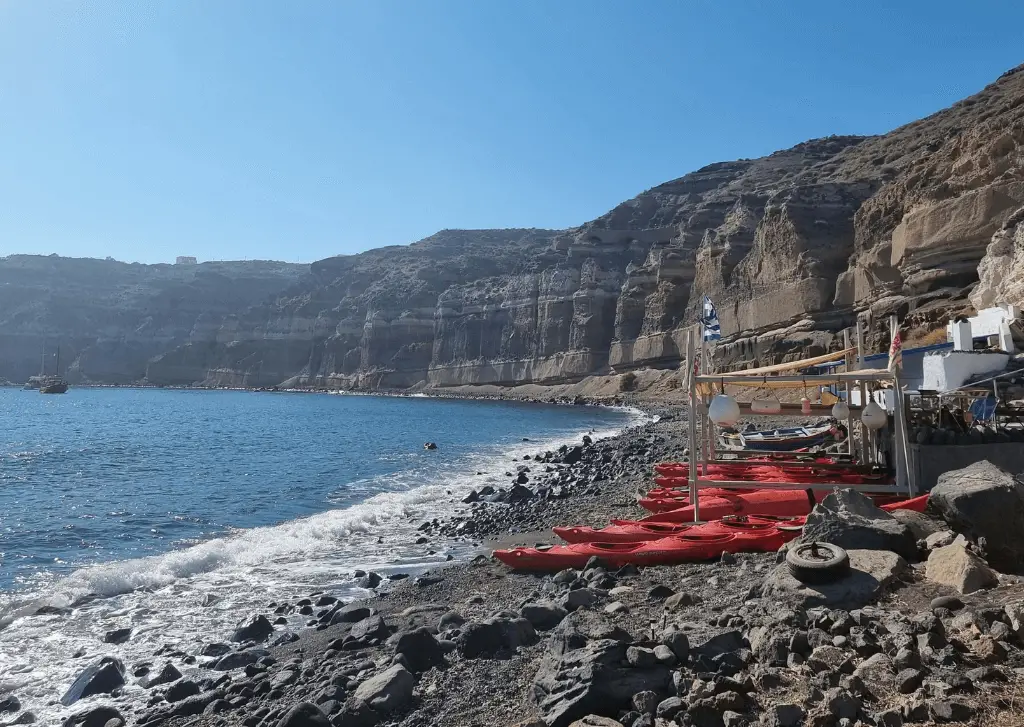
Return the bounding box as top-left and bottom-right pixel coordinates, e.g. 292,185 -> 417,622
558,495 -> 928,543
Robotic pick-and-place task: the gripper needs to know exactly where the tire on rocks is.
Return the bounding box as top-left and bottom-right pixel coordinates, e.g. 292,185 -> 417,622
786,542 -> 850,584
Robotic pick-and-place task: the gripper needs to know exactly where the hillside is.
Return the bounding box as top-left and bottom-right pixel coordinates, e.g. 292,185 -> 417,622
6,64 -> 1024,390
0,256 -> 307,384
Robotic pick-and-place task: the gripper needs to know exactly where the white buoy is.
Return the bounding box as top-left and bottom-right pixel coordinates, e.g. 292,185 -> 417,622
751,397 -> 782,414
861,400 -> 887,430
831,401 -> 851,420
708,394 -> 740,426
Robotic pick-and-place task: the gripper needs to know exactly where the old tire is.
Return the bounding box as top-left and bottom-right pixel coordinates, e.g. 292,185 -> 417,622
786,542 -> 850,584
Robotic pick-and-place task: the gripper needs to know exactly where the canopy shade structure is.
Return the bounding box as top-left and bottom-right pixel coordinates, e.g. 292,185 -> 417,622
716,348 -> 857,377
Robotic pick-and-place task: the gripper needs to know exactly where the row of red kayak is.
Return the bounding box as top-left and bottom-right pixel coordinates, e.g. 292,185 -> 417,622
492,454 -> 923,571
493,495 -> 928,571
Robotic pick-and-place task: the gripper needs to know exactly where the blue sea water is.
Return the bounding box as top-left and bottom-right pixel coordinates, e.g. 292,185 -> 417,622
0,387 -> 638,719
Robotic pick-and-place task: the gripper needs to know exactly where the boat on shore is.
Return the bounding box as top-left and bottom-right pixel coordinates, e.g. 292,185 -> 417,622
719,422 -> 842,452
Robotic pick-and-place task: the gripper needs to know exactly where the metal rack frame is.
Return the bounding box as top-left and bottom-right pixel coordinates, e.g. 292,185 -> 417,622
683,318 -> 914,523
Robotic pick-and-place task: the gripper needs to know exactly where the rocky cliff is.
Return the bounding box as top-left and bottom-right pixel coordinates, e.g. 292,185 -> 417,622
8,64 -> 1024,390
0,256 -> 306,385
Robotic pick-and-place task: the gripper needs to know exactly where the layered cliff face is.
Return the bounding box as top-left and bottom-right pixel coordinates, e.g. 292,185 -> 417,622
9,64 -> 1024,390
0,256 -> 306,384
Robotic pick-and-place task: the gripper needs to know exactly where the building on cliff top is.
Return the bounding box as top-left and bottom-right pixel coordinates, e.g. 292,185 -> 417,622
175,256 -> 197,265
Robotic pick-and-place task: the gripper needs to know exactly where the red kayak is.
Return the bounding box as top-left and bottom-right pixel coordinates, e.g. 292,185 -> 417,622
495,516 -> 801,571
634,491 -> 928,523
495,495 -> 930,571
553,514 -> 801,544
555,495 -> 929,543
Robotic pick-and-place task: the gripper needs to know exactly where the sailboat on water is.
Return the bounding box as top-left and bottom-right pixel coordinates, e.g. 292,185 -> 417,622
39,346 -> 69,394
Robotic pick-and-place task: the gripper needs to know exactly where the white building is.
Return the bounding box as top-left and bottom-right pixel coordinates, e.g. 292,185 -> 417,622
175,256 -> 198,265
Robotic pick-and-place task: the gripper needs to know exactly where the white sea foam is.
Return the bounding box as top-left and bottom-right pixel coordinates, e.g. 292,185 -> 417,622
0,405 -> 648,723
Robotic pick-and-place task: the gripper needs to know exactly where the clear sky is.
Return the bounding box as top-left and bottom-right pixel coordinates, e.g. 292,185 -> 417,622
0,1 -> 1021,265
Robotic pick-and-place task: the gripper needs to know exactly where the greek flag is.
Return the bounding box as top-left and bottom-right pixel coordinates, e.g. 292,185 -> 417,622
701,295 -> 721,341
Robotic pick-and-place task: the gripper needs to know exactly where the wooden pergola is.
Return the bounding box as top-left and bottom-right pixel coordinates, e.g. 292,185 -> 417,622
681,316 -> 915,523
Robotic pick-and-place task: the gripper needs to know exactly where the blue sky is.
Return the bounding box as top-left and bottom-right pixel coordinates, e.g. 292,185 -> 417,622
0,1 -> 1021,265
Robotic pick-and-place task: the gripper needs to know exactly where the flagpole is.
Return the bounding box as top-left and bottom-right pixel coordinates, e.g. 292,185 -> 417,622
889,314 -> 913,495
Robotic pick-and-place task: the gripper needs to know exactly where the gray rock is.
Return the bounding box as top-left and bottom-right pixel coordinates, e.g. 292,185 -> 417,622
662,628 -> 689,663
275,702 -> 331,726
531,639 -> 670,727
655,696 -> 684,719
747,625 -> 789,666
230,615 -> 274,643
632,690 -> 660,714
928,700 -> 975,723
102,628 -> 131,644
762,549 -> 908,610
164,679 -> 200,703
60,659 -> 125,706
567,717 -> 624,727
761,704 -> 804,727
561,588 -> 600,612
889,509 -> 946,540
928,460 -> 1024,573
626,646 -> 657,669
351,614 -> 389,641
853,652 -> 895,692
647,585 -> 674,601
61,706 -> 124,727
799,488 -> 917,560
437,611 -> 465,631
925,537 -> 999,594
521,602 -> 569,630
353,665 -> 414,714
0,696 -> 19,714
924,530 -> 956,550
393,627 -> 445,672
604,601 -> 628,614
807,646 -> 852,674
663,592 -> 698,610
212,649 -> 269,671
823,687 -> 860,720
653,644 -> 676,665
457,617 -> 537,658
139,663 -> 181,692
331,603 -> 372,624
930,595 -> 964,612
896,668 -> 924,694
200,642 -> 231,657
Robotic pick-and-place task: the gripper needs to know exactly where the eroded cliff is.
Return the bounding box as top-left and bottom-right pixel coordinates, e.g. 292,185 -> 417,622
7,64 -> 1024,390
0,256 -> 306,384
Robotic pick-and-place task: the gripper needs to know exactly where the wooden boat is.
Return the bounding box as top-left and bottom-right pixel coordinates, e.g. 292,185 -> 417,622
38,346 -> 68,394
719,423 -> 840,452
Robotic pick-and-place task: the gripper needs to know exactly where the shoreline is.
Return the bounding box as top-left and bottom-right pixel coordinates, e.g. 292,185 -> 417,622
13,385 -> 1024,727
1,391 -> 664,727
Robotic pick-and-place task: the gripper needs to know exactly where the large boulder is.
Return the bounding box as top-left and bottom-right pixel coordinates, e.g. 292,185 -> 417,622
456,617 -> 537,658
352,665 -> 415,714
928,460 -> 1024,573
230,614 -> 274,643
393,628 -> 445,672
61,658 -> 126,706
799,489 -> 917,561
762,549 -> 908,610
532,639 -> 670,727
925,537 -> 999,594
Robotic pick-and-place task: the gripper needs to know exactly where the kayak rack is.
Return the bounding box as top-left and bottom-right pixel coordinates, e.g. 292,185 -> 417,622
683,316 -> 915,523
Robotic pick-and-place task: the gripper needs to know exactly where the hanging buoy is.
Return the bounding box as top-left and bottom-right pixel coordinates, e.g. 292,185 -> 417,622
861,400 -> 887,430
708,394 -> 740,426
831,401 -> 851,420
801,397 -> 812,415
751,397 -> 782,414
